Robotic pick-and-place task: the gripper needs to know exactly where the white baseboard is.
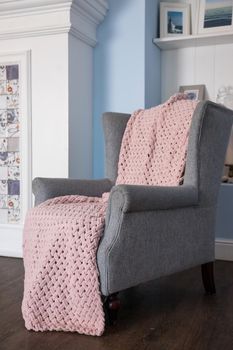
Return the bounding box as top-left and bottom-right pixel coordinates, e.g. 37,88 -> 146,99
215,239 -> 233,261
0,249 -> 22,258
0,224 -> 23,258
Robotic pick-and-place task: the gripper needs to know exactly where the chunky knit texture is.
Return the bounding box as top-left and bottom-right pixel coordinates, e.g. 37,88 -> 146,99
22,195 -> 108,336
22,94 -> 198,336
116,94 -> 198,186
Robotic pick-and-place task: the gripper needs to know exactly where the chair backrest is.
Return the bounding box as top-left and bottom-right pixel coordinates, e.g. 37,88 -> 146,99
103,101 -> 233,208
103,112 -> 130,182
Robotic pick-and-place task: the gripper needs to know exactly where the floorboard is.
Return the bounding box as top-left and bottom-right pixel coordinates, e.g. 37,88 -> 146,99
0,257 -> 233,350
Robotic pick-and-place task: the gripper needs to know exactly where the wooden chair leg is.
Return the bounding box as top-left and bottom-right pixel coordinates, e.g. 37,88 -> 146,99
104,293 -> 120,325
201,262 -> 216,295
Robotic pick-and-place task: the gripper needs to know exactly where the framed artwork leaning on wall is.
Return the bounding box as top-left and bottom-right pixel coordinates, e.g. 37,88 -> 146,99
198,0 -> 233,34
160,2 -> 191,38
179,85 -> 206,101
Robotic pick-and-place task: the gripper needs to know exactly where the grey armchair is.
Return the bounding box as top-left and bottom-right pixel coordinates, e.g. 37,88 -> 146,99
33,101 -> 233,322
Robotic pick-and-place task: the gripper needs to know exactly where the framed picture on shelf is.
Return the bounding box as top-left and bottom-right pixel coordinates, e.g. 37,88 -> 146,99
160,2 -> 191,38
198,0 -> 233,34
179,85 -> 206,100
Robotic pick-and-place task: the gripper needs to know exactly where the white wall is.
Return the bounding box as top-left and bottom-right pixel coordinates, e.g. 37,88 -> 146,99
159,0 -> 233,101
0,34 -> 69,257
161,43 -> 233,103
69,35 -> 93,179
0,0 -> 109,258
0,34 -> 69,179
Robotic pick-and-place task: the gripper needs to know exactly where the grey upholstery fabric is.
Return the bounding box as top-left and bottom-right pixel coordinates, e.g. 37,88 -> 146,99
98,207 -> 216,294
97,101 -> 233,295
32,101 -> 233,297
103,112 -> 130,182
183,101 -> 233,207
33,177 -> 113,206
109,184 -> 198,212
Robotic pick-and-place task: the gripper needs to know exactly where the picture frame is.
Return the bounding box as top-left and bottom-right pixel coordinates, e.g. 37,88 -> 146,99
160,2 -> 191,38
179,85 -> 206,101
0,50 -> 32,228
198,0 -> 233,34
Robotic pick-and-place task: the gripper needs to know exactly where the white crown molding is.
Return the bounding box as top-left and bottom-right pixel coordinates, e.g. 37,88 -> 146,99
0,0 -> 109,46
0,0 -> 72,16
72,0 -> 108,24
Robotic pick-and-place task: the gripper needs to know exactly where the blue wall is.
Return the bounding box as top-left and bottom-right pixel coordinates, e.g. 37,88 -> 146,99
93,0 -> 160,178
145,0 -> 161,108
216,184 -> 233,239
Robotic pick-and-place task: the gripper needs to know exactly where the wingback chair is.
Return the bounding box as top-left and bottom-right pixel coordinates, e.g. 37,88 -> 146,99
32,101 -> 233,323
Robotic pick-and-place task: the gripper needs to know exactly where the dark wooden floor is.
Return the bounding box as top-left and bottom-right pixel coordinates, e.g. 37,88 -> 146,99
1,258 -> 233,350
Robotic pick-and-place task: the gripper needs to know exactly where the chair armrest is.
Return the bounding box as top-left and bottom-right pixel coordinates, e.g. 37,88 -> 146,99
109,184 -> 199,213
32,177 -> 113,206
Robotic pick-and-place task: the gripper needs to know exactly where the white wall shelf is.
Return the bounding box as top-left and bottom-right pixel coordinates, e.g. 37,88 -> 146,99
153,32 -> 233,50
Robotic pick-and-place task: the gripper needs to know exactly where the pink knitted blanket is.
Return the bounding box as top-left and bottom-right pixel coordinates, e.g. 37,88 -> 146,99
22,95 -> 198,335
